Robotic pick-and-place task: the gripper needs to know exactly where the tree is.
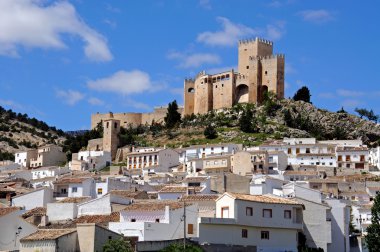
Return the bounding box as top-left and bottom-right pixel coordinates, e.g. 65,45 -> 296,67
204,125 -> 217,139
164,100 -> 182,128
365,193 -> 380,251
239,107 -> 257,133
160,243 -> 203,252
355,108 -> 379,122
283,109 -> 293,127
337,107 -> 347,113
293,86 -> 311,103
102,238 -> 132,252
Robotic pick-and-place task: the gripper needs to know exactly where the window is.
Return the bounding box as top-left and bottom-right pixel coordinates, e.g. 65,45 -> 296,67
242,229 -> 248,238
246,66 -> 249,69
155,219 -> 160,223
114,122 -> 117,129
188,224 -> 194,234
284,210 -> 292,219
131,219 -> 136,222
221,207 -> 229,218
265,71 -> 268,75
263,209 -> 272,218
246,207 -> 253,216
72,187 -> 78,193
346,155 -> 351,161
97,188 -> 103,195
261,231 -> 269,240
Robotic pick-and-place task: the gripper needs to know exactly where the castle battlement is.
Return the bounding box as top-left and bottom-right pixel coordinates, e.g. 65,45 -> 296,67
239,37 -> 273,46
249,54 -> 285,61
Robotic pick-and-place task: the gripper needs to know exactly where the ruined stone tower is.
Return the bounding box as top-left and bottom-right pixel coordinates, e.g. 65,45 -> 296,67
184,37 -> 285,115
103,116 -> 120,160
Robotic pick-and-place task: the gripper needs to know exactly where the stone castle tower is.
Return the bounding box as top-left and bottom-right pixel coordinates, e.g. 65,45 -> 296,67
102,117 -> 120,160
184,37 -> 285,115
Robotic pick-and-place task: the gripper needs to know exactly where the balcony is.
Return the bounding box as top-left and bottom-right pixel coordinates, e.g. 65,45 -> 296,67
53,192 -> 68,197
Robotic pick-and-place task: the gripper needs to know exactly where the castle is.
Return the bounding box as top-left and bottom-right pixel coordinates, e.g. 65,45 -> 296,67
91,38 -> 284,129
184,37 -> 285,115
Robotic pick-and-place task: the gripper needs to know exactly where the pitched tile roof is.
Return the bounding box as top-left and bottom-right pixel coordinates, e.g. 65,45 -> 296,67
75,212 -> 120,224
158,186 -> 187,193
54,177 -> 90,185
109,190 -> 148,199
22,207 -> 46,218
0,207 -> 19,217
180,194 -> 219,202
225,193 -> 304,207
20,229 -> 76,241
122,200 -> 191,212
58,197 -> 91,203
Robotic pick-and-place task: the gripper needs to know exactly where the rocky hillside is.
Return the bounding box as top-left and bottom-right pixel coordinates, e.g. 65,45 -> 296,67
0,106 -> 66,160
124,99 -> 380,148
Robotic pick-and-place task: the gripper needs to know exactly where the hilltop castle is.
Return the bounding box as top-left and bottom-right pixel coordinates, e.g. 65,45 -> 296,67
184,37 -> 285,115
91,38 -> 284,129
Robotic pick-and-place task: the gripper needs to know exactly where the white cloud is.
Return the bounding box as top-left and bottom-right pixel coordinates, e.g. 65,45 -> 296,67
298,9 -> 335,24
199,0 -> 212,10
87,70 -> 155,95
197,17 -> 286,46
197,17 -> 258,47
167,51 -> 221,68
206,66 -> 236,75
56,89 -> 85,106
124,99 -> 151,111
318,92 -> 335,99
0,0 -> 112,61
337,89 -> 365,97
0,99 -> 24,110
88,97 -> 105,106
341,99 -> 361,109
103,19 -> 117,29
266,21 -> 286,41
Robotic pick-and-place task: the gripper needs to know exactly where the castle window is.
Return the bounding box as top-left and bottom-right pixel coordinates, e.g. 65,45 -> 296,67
106,122 -> 109,128
188,88 -> 195,93
215,85 -> 217,88
114,122 -> 117,129
222,84 -> 224,87
226,74 -> 230,79
265,71 -> 268,75
246,66 -> 249,69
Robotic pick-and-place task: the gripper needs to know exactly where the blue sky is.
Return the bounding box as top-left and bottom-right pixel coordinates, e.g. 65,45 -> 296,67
0,0 -> 380,131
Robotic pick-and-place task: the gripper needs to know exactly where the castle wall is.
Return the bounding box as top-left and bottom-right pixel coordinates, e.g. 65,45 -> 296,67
184,79 -> 195,115
212,70 -> 235,110
194,73 -> 213,114
260,55 -> 285,100
91,113 -> 142,129
238,38 -> 273,76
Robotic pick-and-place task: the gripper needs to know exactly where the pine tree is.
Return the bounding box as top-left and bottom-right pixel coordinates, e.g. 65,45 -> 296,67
293,86 -> 311,103
164,100 -> 181,128
204,124 -> 217,139
239,107 -> 257,133
365,193 -> 380,251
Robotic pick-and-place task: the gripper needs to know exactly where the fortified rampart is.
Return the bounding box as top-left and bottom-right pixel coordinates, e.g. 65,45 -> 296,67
91,107 -> 184,130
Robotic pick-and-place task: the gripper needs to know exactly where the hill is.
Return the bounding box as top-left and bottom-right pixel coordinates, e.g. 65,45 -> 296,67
0,106 -> 66,161
119,98 -> 380,148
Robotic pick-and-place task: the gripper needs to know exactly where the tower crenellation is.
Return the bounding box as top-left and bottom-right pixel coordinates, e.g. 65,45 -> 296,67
184,38 -> 285,115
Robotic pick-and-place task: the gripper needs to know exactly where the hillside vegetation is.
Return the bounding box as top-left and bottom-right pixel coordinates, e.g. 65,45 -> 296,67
0,106 -> 66,160
118,98 -> 380,149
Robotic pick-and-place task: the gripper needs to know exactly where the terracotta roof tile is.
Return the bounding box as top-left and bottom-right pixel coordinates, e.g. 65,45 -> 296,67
0,207 -> 19,217
122,200 -> 191,212
22,207 -> 46,218
283,171 -> 318,176
20,229 -> 76,241
54,177 -> 90,185
159,186 -> 203,193
75,212 -> 120,224
180,194 -> 219,201
58,197 -> 91,203
109,190 -> 148,199
226,193 -> 304,207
